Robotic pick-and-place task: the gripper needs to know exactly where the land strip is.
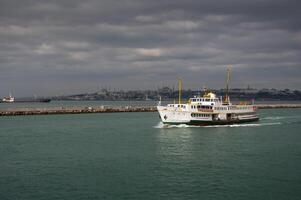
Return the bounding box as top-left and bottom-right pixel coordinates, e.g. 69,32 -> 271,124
0,104 -> 300,116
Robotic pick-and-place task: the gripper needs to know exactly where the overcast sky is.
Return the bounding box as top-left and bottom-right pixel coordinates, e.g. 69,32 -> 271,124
1,0 -> 301,96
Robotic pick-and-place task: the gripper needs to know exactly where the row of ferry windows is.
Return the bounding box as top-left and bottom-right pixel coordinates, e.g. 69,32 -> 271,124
214,106 -> 249,110
215,106 -> 249,110
191,113 -> 210,117
192,98 -> 218,102
191,105 -> 212,109
214,107 -> 227,110
168,105 -> 186,108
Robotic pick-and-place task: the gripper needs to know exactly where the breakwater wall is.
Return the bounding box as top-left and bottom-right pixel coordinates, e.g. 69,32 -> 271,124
0,106 -> 157,116
0,104 -> 301,116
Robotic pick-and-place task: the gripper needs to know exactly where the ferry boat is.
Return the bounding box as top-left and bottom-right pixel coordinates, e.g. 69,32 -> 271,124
157,67 -> 259,126
2,94 -> 15,103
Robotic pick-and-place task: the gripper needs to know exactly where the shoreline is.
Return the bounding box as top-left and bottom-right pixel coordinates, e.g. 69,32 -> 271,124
0,104 -> 301,116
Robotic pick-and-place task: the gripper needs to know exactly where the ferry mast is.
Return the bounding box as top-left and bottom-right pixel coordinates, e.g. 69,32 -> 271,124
224,66 -> 231,104
178,77 -> 182,104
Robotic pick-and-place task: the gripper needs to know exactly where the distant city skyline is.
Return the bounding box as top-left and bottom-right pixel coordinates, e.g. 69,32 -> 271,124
1,0 -> 301,97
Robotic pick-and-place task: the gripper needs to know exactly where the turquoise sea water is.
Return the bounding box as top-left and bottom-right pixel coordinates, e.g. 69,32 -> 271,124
0,109 -> 301,199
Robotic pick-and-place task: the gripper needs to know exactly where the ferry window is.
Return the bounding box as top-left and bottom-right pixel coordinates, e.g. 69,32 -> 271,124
192,99 -> 196,102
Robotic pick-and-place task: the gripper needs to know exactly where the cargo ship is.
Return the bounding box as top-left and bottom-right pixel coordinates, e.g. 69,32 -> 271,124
14,98 -> 51,103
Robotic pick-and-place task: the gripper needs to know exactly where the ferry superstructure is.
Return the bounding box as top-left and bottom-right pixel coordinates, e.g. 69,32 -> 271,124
157,67 -> 259,125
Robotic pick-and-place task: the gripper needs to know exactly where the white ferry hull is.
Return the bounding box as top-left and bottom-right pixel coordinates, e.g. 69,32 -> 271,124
157,106 -> 259,126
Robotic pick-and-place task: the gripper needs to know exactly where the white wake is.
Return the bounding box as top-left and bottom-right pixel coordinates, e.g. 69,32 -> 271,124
154,122 -> 281,129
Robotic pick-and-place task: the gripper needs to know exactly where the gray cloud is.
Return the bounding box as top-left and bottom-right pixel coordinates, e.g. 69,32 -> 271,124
0,0 -> 301,96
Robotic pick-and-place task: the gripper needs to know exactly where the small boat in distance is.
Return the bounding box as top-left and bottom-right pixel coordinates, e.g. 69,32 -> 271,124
157,67 -> 259,126
1,93 -> 51,103
2,93 -> 15,103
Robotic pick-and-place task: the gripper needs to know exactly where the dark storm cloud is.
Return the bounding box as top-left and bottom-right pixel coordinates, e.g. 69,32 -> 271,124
0,0 -> 301,96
